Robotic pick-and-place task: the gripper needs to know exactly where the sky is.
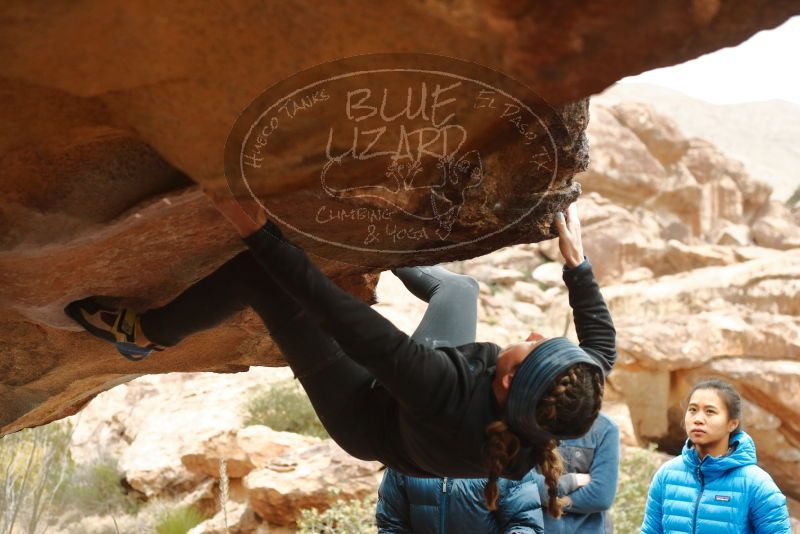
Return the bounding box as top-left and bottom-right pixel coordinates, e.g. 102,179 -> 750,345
620,16 -> 800,106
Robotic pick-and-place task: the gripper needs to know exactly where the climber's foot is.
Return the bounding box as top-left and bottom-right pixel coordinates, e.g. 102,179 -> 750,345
64,298 -> 164,362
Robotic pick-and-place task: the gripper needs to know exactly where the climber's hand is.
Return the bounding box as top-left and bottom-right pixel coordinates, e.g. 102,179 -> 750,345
554,202 -> 584,268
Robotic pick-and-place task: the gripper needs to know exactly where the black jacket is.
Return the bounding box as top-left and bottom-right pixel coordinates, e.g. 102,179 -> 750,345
244,222 -> 616,479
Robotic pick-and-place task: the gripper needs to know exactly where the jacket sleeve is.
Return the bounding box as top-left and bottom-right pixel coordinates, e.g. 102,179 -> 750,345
563,258 -> 617,375
640,467 -> 665,534
243,223 -> 470,416
376,470 -> 413,534
529,470 -> 578,505
564,421 -> 620,513
747,470 -> 792,534
496,478 -> 545,534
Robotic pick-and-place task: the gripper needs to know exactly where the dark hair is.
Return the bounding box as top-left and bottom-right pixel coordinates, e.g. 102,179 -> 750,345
483,421 -> 562,516
535,363 -> 604,437
686,378 -> 742,434
483,362 -> 603,516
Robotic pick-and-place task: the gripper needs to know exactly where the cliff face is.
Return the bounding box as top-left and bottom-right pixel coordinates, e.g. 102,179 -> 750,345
1,1 -> 798,435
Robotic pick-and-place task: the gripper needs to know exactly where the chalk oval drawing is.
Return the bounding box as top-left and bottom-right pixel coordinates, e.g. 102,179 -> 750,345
224,53 -> 568,266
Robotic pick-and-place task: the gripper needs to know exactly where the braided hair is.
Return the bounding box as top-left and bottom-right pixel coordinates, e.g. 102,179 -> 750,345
483,362 -> 604,516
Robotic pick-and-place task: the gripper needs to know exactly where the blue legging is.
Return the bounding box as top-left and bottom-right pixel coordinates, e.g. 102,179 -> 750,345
139,252 -> 478,461
393,265 -> 479,348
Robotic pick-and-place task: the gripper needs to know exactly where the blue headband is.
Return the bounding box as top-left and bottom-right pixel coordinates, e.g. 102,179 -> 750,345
505,337 -> 603,443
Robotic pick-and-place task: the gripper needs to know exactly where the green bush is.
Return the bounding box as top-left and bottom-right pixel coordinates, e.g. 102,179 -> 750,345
297,492 -> 377,534
787,183 -> 800,208
611,444 -> 664,533
0,421 -> 74,534
243,379 -> 329,438
62,452 -> 140,516
1,418 -> 146,533
154,505 -> 205,534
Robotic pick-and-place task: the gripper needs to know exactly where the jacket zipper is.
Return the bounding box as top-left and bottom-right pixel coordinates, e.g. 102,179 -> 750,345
691,460 -> 706,534
440,477 -> 448,534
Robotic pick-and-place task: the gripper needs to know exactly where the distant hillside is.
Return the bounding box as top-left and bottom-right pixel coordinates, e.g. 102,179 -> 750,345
594,83 -> 800,202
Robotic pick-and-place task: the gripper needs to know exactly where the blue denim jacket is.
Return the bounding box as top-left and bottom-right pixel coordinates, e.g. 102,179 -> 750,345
529,412 -> 620,533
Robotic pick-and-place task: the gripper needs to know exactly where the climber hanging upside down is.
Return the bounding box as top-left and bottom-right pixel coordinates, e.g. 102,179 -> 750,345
65,196 -> 616,516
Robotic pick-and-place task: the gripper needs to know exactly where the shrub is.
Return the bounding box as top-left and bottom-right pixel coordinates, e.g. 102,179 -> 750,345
787,183 -> 800,208
154,505 -> 205,534
62,452 -> 140,516
243,379 -> 328,438
297,492 -> 377,534
0,421 -> 73,534
1,419 -> 146,533
610,444 -> 664,533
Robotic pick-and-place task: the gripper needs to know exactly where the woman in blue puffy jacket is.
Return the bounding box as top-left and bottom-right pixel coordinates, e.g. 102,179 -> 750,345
641,378 -> 791,534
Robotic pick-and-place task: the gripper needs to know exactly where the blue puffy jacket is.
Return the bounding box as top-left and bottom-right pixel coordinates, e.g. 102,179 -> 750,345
641,430 -> 791,533
376,469 -> 544,533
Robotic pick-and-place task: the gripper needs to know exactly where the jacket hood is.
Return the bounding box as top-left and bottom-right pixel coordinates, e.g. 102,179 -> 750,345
682,429 -> 757,480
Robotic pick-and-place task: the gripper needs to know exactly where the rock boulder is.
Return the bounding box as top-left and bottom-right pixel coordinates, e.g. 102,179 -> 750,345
3,0 -> 798,436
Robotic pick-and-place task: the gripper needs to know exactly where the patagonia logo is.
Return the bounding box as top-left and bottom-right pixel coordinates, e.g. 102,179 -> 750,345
715,495 -> 731,502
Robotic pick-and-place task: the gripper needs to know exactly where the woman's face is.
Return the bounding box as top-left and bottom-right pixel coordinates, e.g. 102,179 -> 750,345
491,332 -> 549,405
496,333 -> 549,377
685,388 -> 739,447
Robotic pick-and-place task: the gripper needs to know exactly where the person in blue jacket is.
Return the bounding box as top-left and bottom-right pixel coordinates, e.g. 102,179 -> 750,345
530,412 -> 620,533
376,468 -> 544,534
641,378 -> 791,534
